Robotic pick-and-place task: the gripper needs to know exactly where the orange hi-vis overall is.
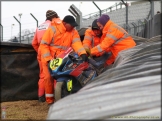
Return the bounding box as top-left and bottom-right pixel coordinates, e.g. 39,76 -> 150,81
82,28 -> 102,49
32,20 -> 56,98
91,20 -> 136,65
39,18 -> 86,104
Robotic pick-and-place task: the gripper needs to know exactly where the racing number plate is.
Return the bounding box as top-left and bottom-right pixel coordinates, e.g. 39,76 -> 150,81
50,58 -> 63,70
67,79 -> 72,91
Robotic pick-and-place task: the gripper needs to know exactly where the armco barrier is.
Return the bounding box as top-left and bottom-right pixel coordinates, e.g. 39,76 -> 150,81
47,35 -> 161,120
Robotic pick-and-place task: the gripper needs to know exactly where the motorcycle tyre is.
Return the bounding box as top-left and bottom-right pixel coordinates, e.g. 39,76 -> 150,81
54,81 -> 63,102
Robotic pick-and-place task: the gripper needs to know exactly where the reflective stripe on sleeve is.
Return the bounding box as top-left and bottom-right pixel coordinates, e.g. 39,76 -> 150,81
50,37 -> 55,46
50,26 -> 56,34
106,34 -> 118,41
77,47 -> 85,53
43,52 -> 51,58
83,45 -> 89,48
41,40 -> 49,45
50,45 -> 68,50
107,25 -> 131,47
113,25 -> 128,34
115,33 -> 130,44
84,36 -> 92,41
72,38 -> 80,44
111,33 -> 130,47
96,45 -> 103,52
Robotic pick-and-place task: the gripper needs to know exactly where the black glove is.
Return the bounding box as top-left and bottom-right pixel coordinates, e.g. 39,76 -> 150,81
81,54 -> 88,62
47,60 -> 51,64
84,47 -> 91,56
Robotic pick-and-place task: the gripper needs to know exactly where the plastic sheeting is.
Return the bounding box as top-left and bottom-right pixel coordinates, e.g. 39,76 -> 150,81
1,42 -> 39,102
47,35 -> 161,120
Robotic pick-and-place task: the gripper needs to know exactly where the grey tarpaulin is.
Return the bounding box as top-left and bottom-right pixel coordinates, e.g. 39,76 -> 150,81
47,35 -> 161,120
1,42 -> 39,102
0,28 -> 88,102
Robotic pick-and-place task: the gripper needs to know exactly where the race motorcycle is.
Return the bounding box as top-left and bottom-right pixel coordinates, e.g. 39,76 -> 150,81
48,47 -> 97,101
48,47 -> 111,101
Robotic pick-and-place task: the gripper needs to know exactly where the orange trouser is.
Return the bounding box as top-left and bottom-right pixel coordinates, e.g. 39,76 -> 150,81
37,54 -> 57,98
37,53 -> 45,97
42,61 -> 56,104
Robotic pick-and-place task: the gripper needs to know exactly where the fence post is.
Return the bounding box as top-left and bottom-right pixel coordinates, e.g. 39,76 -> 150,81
30,13 -> 38,27
150,1 -> 154,19
126,3 -> 128,31
121,0 -> 128,31
123,23 -> 130,33
13,16 -> 21,43
28,34 -> 29,44
131,22 -> 137,35
0,24 -> 3,41
138,20 -> 145,30
92,1 -> 102,17
120,2 -> 122,9
69,4 -> 82,29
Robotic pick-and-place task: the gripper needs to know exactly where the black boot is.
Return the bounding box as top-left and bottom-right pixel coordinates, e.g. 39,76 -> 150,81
38,95 -> 46,102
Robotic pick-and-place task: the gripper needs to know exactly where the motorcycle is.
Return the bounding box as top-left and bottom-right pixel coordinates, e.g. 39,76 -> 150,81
48,47 -> 112,101
48,47 -> 97,101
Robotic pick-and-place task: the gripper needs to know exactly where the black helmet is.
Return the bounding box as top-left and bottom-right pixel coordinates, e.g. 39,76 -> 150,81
92,19 -> 100,30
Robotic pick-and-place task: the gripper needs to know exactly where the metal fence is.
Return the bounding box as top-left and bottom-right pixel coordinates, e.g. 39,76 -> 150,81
0,1 -> 161,44
122,19 -> 147,36
81,1 -> 161,37
7,32 -> 35,44
82,2 -> 126,19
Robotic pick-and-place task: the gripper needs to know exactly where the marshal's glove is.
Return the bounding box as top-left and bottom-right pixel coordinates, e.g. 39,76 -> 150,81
84,47 -> 91,56
81,54 -> 88,62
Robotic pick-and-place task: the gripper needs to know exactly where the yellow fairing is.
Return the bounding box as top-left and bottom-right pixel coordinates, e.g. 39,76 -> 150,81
67,79 -> 72,91
50,58 -> 63,70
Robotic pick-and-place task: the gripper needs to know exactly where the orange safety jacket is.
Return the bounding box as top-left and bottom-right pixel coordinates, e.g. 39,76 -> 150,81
82,28 -> 101,49
91,20 -> 136,65
39,18 -> 86,63
32,20 -> 51,53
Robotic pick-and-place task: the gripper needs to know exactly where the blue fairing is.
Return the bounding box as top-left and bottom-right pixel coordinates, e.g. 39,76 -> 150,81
57,77 -> 70,82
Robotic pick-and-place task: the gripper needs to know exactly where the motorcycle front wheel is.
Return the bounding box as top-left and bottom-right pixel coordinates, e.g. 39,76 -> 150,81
54,81 -> 70,102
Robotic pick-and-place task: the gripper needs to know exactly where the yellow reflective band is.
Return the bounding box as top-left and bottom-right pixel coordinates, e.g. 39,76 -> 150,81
67,79 -> 72,91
